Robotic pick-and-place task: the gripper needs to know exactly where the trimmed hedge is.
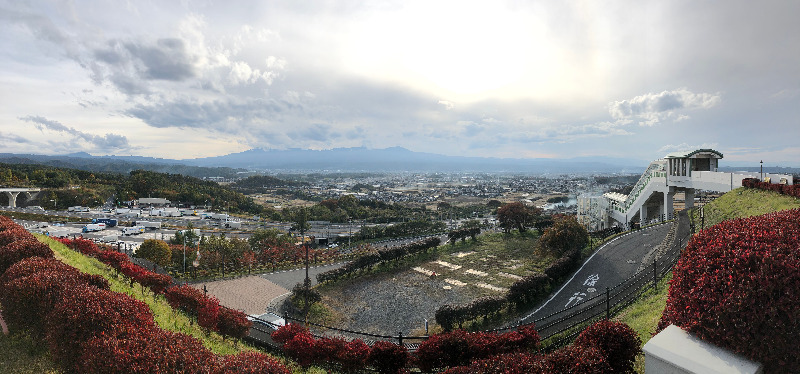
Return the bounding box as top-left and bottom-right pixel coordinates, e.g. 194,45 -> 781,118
216,351 -> 292,374
45,284 -> 157,371
0,238 -> 53,274
742,177 -> 800,197
574,319 -> 641,374
658,208 -> 800,373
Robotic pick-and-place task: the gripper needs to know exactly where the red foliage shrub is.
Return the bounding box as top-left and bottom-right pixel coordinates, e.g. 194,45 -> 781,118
414,324 -> 540,371
216,307 -> 252,339
336,339 -> 370,372
96,249 -> 131,270
368,341 -> 409,374
77,327 -> 220,374
138,271 -> 173,294
313,336 -> 346,364
659,208 -> 800,373
574,319 -> 641,374
543,345 -> 611,374
442,352 -> 547,374
58,237 -> 102,257
0,238 -> 53,275
198,296 -> 221,331
0,227 -> 32,247
45,284 -> 156,371
216,351 -> 292,374
0,215 -> 15,231
164,284 -> 205,316
282,331 -> 317,366
0,258 -> 107,336
415,330 -> 473,371
271,323 -> 310,345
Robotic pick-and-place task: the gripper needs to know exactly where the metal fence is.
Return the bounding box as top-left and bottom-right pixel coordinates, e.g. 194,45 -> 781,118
241,218 -> 692,352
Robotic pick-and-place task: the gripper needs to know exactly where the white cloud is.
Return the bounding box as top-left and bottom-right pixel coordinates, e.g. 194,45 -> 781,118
438,100 -> 454,110
608,88 -> 721,126
658,143 -> 719,153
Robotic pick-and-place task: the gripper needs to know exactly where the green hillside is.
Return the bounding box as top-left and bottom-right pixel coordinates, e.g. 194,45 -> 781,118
695,187 -> 800,228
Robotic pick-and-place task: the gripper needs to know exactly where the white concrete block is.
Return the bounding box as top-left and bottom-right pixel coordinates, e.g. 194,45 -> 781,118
643,324 -> 762,374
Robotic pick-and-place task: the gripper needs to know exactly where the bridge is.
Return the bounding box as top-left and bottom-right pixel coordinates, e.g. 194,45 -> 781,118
578,149 -> 794,230
0,188 -> 41,208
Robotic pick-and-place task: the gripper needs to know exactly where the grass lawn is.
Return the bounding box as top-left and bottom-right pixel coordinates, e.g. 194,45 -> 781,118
614,273 -> 671,373
695,187 -> 800,228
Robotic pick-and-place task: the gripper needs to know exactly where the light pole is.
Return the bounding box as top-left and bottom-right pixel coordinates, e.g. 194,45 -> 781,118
760,160 -> 763,181
182,231 -> 186,275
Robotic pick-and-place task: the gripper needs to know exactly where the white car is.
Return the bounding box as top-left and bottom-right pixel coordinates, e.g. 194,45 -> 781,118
247,312 -> 286,330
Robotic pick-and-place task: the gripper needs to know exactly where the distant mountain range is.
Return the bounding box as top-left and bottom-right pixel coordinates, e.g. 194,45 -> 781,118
174,147 -> 650,173
6,147 -> 792,175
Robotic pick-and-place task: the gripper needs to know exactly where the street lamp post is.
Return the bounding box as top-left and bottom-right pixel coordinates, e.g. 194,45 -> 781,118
182,232 -> 186,275
760,160 -> 764,181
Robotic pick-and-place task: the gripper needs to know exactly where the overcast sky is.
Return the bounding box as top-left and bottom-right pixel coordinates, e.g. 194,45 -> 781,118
1,1 -> 798,166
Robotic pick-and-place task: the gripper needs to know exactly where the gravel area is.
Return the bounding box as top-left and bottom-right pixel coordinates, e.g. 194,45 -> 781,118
193,276 -> 289,316
316,269 -> 481,336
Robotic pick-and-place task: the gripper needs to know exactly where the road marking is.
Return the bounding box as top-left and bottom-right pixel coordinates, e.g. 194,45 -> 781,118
445,278 -> 467,286
476,282 -> 507,292
433,260 -> 462,270
498,272 -> 523,280
413,267 -> 434,276
465,269 -> 488,277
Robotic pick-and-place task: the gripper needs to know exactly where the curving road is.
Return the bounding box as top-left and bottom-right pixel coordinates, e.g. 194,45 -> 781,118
517,221 -> 676,325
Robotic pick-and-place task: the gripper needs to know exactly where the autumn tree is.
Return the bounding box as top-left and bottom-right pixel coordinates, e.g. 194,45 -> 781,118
538,215 -> 589,256
136,239 -> 172,267
497,202 -> 541,233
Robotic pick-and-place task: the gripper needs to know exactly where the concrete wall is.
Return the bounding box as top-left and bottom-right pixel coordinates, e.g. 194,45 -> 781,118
644,325 -> 762,374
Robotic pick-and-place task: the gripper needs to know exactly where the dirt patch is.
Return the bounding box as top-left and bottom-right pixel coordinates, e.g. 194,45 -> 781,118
318,270 -> 480,335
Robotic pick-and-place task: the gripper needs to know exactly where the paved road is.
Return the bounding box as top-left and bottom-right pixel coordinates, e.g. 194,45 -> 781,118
517,222 -> 675,325
260,262 -> 346,290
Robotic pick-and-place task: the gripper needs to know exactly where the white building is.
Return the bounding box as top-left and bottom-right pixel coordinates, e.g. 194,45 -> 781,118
578,149 -> 793,230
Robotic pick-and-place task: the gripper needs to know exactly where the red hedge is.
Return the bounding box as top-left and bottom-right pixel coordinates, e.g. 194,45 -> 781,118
543,345 -> 611,374
368,341 -> 409,374
659,208 -> 800,373
0,227 -> 33,247
574,319 -> 641,374
45,284 -> 157,371
282,331 -> 317,367
0,257 -> 108,336
217,307 -> 252,340
165,284 -> 206,316
77,327 -> 220,374
216,351 -> 292,374
271,323 -> 310,345
442,352 -> 547,374
0,238 -> 53,275
336,339 -> 370,372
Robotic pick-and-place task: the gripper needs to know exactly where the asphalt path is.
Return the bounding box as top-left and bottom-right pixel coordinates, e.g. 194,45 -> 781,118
518,222 -> 674,324
260,262 -> 346,290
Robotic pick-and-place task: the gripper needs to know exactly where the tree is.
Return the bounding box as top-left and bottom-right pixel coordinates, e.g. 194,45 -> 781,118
497,202 -> 541,233
136,239 -> 172,267
169,223 -> 200,247
538,215 -> 589,256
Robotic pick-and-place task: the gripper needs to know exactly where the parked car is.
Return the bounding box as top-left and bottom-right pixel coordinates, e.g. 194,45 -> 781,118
247,312 -> 285,331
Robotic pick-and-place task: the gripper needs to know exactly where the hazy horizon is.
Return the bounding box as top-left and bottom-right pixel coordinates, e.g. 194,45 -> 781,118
2,1 -> 799,166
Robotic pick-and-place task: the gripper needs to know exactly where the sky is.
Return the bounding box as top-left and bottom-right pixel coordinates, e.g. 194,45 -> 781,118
1,0 -> 799,166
